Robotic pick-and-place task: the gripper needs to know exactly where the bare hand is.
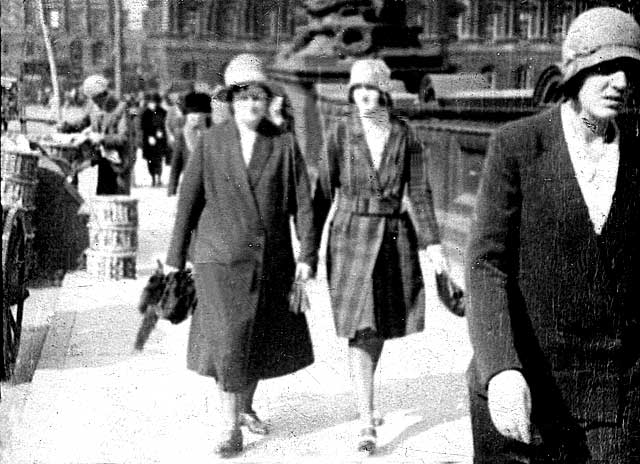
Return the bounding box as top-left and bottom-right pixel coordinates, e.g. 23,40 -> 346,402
294,262 -> 313,282
488,370 -> 532,443
87,131 -> 103,145
148,136 -> 156,146
425,244 -> 448,274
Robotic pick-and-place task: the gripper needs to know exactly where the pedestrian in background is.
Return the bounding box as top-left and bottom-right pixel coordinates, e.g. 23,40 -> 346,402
167,91 -> 211,196
58,74 -> 132,195
140,92 -> 168,186
466,8 -> 640,463
313,58 -> 449,455
165,91 -> 184,165
165,53 -> 317,458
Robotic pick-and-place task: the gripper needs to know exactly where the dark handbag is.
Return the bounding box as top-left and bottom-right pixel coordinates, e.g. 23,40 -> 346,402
435,271 -> 465,317
156,269 -> 197,324
288,280 -> 310,315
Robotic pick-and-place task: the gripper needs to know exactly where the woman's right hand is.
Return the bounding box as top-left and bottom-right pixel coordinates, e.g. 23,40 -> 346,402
488,370 -> 532,444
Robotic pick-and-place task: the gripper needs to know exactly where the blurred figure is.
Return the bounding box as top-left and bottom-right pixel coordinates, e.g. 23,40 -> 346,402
466,8 -> 640,464
58,74 -> 132,195
165,91 -> 184,165
167,92 -> 211,196
140,93 -> 168,186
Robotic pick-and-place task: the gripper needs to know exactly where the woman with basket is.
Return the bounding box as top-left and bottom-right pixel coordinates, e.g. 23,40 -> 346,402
165,53 -> 318,458
313,58 -> 449,454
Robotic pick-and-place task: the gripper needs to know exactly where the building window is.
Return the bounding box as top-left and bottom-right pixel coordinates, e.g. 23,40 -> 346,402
181,61 -> 197,80
514,65 -> 533,89
481,65 -> 497,89
26,41 -> 35,57
457,0 -> 473,40
70,40 -> 83,63
92,42 -> 107,66
48,9 -> 60,29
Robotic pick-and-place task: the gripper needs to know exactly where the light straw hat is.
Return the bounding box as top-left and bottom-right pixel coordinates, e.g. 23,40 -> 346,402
561,7 -> 640,84
348,59 -> 392,94
82,74 -> 109,98
221,54 -> 271,101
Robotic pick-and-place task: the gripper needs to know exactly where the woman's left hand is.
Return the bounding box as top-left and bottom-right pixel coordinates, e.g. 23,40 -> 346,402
295,262 -> 314,282
425,244 -> 448,274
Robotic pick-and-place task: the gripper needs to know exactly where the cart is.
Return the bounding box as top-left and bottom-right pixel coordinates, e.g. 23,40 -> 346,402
1,206 -> 31,381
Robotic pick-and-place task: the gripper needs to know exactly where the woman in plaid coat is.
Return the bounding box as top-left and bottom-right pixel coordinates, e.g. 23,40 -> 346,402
314,59 -> 449,454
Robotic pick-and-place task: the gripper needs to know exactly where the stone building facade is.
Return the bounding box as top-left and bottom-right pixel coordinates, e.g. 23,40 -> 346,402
1,0 -> 146,100
142,0 -> 297,91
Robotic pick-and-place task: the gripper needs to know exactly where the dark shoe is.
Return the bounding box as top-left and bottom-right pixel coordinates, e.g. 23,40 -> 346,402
357,426 -> 377,455
239,411 -> 270,435
215,428 -> 243,458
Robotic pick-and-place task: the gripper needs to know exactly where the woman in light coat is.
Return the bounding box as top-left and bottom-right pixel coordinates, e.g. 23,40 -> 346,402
314,58 -> 449,454
466,8 -> 640,463
166,54 -> 317,458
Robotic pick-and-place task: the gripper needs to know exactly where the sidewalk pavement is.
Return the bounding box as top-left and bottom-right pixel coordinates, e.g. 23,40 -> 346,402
1,185 -> 474,464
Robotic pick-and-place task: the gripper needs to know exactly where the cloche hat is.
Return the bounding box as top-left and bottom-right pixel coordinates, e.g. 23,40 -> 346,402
348,59 -> 392,102
83,74 -> 109,98
562,7 -> 640,85
221,53 -> 272,101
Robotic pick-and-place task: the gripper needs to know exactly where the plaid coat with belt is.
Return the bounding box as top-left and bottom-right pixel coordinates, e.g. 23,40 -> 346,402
314,112 -> 441,339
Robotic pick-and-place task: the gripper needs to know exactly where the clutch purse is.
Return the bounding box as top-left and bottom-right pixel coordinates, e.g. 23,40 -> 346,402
435,271 -> 465,317
288,280 -> 310,315
156,269 -> 197,324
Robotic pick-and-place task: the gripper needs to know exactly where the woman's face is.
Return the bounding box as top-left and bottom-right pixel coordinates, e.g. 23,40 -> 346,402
352,85 -> 383,115
577,60 -> 635,121
231,85 -> 269,128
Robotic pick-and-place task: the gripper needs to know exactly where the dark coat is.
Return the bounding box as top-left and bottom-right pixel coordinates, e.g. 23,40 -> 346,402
166,118 -> 318,391
140,106 -> 168,161
466,106 -> 640,462
314,113 -> 441,339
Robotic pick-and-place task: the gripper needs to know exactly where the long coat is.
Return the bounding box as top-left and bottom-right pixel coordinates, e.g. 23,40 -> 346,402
466,106 -> 640,462
166,118 -> 318,392
314,113 -> 441,339
140,106 -> 168,164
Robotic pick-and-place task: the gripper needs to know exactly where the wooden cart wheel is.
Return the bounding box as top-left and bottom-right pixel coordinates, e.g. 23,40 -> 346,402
1,208 -> 28,382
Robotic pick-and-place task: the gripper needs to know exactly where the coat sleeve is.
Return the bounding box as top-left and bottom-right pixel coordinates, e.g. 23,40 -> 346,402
166,135 -> 205,269
312,121 -> 342,235
287,134 -> 319,271
466,130 -> 523,391
167,133 -> 185,196
404,125 -> 440,248
102,105 -> 129,150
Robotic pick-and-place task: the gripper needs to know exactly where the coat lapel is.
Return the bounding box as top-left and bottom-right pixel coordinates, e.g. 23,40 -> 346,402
246,120 -> 276,190
219,120 -> 260,218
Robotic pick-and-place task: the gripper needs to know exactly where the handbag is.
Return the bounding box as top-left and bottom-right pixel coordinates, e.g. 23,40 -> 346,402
288,280 -> 310,315
435,271 -> 465,317
156,269 -> 197,324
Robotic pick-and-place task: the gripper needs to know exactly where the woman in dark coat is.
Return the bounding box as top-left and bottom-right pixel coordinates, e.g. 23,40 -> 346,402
140,93 -> 168,186
166,54 -> 317,458
466,8 -> 640,464
314,58 -> 449,454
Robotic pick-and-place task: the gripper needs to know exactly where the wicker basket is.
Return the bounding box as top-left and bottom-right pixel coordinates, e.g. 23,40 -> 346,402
89,196 -> 138,226
85,249 -> 136,280
88,224 -> 138,252
1,150 -> 39,181
1,177 -> 38,210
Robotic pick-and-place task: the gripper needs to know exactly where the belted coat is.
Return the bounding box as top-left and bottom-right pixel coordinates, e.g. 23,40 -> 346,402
466,106 -> 640,462
314,113 -> 441,339
166,118 -> 318,392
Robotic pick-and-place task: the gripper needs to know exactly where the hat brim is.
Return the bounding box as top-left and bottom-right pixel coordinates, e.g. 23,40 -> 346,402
218,82 -> 273,102
562,46 -> 640,84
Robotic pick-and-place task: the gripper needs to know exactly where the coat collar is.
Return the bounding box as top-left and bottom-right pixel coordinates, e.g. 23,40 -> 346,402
348,111 -> 402,191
